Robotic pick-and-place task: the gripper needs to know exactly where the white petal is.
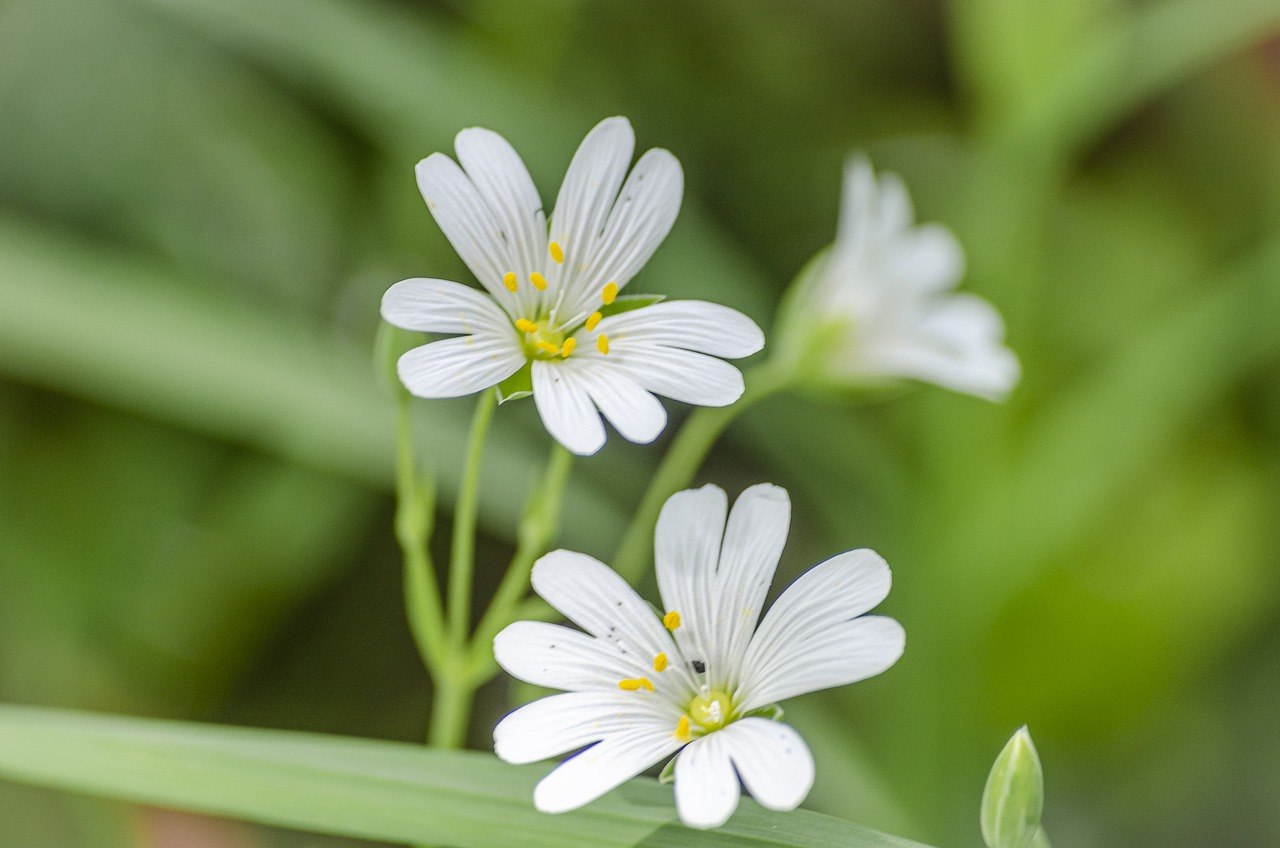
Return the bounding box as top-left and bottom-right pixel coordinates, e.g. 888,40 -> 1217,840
674,732 -> 741,829
655,486 -> 727,685
380,277 -> 513,335
532,361 -> 605,456
610,345 -> 746,407
560,148 -> 683,318
494,620 -> 646,692
597,301 -> 763,359
530,550 -> 691,696
883,224 -> 964,293
534,728 -> 681,814
493,691 -> 667,764
867,294 -> 1020,400
570,364 -> 668,445
415,153 -> 520,312
454,127 -> 548,317
548,118 -> 635,307
718,719 -> 814,812
835,156 -> 877,254
714,484 -> 790,679
742,616 -> 904,710
397,335 -> 523,399
737,549 -> 902,711
872,170 -> 915,240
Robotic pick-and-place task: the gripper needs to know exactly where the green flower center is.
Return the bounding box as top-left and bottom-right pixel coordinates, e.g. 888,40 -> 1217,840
514,317 -> 569,360
687,690 -> 734,731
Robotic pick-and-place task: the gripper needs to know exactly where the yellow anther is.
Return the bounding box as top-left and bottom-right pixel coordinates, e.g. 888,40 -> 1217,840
560,337 -> 577,357
601,282 -> 619,305
597,334 -> 610,355
585,311 -> 602,331
675,715 -> 692,742
530,272 -> 548,291
535,339 -> 561,355
663,610 -> 681,631
549,241 -> 565,264
653,652 -> 668,673
619,677 -> 654,692
503,271 -> 518,292
514,318 -> 538,334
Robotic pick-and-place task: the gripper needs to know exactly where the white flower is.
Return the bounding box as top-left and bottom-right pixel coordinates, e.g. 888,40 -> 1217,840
790,157 -> 1019,400
492,484 -> 904,829
381,117 -> 764,456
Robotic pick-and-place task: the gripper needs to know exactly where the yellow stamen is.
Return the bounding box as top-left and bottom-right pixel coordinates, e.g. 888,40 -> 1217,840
560,337 -> 577,357
585,311 -> 602,331
663,610 -> 681,631
503,271 -> 518,292
675,715 -> 691,742
535,339 -> 560,355
618,677 -> 654,692
601,282 -> 619,305
549,241 -> 565,264
597,334 -> 610,355
514,318 -> 538,334
653,652 -> 668,673
530,272 -> 548,291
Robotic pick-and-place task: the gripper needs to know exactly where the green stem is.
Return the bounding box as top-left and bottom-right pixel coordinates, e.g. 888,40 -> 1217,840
467,443 -> 574,677
447,389 -> 497,648
394,391 -> 447,670
426,673 -> 475,749
611,358 -> 793,584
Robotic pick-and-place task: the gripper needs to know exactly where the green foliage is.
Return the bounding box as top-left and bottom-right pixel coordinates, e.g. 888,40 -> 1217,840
2,0 -> 1279,845
0,706 -> 935,848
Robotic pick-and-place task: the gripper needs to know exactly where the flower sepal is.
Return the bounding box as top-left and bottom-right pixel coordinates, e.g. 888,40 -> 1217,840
658,756 -> 677,785
742,703 -> 785,722
495,364 -> 533,404
598,292 -> 666,318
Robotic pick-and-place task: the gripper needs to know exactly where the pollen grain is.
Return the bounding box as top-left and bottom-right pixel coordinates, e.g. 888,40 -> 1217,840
618,677 -> 654,692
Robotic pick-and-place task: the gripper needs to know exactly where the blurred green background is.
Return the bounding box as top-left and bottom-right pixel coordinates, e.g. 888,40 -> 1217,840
2,0 -> 1280,846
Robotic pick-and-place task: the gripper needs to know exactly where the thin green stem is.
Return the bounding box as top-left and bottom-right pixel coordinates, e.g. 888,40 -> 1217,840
610,358 -> 794,584
426,674 -> 475,749
467,443 -> 574,677
394,391 -> 447,671
447,389 -> 497,648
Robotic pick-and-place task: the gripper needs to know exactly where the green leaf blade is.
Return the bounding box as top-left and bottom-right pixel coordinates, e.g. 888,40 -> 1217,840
0,705 -> 935,848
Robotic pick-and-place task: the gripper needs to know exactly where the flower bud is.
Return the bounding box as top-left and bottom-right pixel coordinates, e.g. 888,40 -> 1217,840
980,726 -> 1044,848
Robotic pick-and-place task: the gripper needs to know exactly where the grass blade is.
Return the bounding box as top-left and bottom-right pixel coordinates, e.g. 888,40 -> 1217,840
0,705 -> 935,848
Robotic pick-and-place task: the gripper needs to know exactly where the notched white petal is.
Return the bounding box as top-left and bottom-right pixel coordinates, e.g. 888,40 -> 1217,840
380,277 -> 513,335
598,301 -> 764,359
720,719 -> 814,812
533,728 -> 681,814
397,335 -> 523,399
532,361 -> 606,456
674,733 -> 741,829
612,347 -> 746,407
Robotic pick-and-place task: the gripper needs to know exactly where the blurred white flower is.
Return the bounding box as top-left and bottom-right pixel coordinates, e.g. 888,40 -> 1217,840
493,484 -> 904,829
381,117 -> 763,456
788,157 -> 1019,400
